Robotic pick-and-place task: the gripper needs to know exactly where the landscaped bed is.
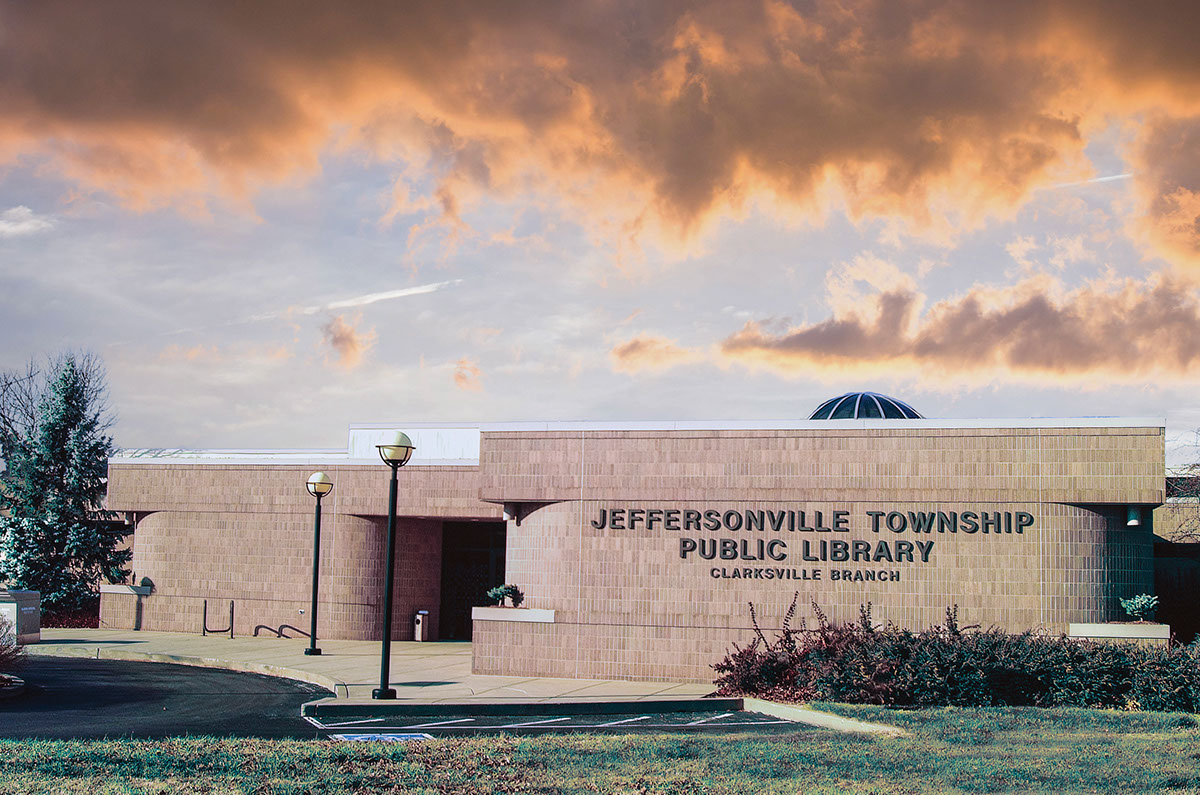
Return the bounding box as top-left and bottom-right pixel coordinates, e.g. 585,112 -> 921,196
0,707 -> 1197,794
714,600 -> 1200,711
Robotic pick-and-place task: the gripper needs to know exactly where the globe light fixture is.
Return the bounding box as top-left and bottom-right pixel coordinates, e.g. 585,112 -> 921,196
304,471 -> 333,656
373,431 -> 415,699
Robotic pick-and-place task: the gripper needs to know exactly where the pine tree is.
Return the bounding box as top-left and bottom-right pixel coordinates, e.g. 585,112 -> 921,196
0,354 -> 130,611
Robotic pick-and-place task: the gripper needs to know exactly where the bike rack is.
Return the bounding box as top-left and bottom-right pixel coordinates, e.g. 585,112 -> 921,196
202,599 -> 234,639
253,623 -> 311,639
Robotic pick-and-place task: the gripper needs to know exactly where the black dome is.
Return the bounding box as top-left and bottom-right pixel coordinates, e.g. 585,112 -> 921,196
809,392 -> 923,420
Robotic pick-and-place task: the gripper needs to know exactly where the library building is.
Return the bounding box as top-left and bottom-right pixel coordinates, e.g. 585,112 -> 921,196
101,392 -> 1170,682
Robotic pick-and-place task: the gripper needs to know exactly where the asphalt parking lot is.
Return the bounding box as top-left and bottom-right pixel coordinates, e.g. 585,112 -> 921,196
3,657 -> 807,741
0,657 -> 328,739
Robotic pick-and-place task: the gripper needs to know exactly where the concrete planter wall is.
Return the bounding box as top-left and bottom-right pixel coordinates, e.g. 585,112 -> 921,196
1068,622 -> 1170,647
471,606 -> 556,624
98,584 -> 152,631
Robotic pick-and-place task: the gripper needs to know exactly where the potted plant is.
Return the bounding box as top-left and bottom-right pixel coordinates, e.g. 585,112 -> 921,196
1068,593 -> 1169,646
1119,593 -> 1159,623
486,584 -> 525,608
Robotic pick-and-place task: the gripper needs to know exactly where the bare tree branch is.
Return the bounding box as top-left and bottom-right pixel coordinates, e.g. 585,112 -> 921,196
1160,428 -> 1200,542
0,351 -> 113,460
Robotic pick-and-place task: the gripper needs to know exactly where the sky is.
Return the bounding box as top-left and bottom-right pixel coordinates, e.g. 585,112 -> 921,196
2,1 -> 1200,463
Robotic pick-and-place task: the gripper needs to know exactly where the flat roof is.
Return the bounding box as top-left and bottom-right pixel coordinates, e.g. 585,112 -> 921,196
348,417 -> 1165,432
110,417 -> 1164,466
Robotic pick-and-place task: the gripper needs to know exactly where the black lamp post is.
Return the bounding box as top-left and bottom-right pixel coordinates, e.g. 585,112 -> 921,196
373,430 -> 415,699
304,471 -> 333,656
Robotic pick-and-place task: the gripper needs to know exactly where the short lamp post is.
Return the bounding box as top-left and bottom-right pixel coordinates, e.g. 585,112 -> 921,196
304,471 -> 333,656
373,431 -> 415,699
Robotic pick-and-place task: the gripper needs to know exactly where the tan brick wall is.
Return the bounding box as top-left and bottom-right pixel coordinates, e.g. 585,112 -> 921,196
103,423 -> 1164,681
474,424 -> 1163,682
108,463 -> 502,520
480,499 -> 1155,682
103,462 -> 499,640
107,504 -> 448,641
99,592 -> 144,630
1153,501 -> 1200,541
478,426 -> 1164,505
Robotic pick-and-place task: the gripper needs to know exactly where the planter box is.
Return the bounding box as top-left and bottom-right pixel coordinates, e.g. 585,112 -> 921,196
1068,622 -> 1170,646
99,584 -> 152,596
98,584 -> 152,631
471,606 -> 556,624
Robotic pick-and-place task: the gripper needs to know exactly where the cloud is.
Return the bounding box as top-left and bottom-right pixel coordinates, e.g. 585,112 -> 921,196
1130,116 -> 1200,270
1,2 -> 1199,263
611,334 -> 704,374
321,314 -> 376,369
720,274 -> 1200,381
0,206 -> 54,238
453,357 -> 483,391
252,279 -> 462,321
325,280 -> 463,310
461,326 -> 503,346
153,342 -> 294,387
158,344 -> 221,362
1006,236 -> 1039,271
1046,173 -> 1132,190
1048,235 -> 1096,270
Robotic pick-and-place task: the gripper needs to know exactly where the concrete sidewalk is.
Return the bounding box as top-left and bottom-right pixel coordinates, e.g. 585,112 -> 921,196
28,629 -> 716,703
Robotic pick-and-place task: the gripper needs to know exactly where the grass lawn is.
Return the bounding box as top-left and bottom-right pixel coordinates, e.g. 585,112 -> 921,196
0,706 -> 1197,794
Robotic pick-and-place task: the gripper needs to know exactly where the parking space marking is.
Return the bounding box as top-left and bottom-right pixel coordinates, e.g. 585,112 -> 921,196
404,718 -> 477,728
596,715 -> 651,727
686,712 -> 735,726
331,733 -> 432,742
304,709 -> 801,735
321,717 -> 386,728
500,716 -> 572,728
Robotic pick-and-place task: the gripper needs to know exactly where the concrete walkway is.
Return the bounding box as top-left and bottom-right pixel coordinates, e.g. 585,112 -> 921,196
28,629 -> 716,704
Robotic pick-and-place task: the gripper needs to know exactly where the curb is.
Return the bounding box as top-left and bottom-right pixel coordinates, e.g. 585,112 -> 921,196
26,645 -> 342,697
743,698 -> 907,735
0,674 -> 26,701
303,696 -> 744,718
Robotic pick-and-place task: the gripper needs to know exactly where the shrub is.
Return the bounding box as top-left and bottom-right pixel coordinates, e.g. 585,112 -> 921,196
1120,593 -> 1159,622
712,596 -> 1200,711
486,584 -> 525,608
41,596 -> 100,629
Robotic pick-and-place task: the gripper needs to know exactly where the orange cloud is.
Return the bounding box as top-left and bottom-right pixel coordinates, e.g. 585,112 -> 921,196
453,357 -> 484,391
2,2 -> 1200,263
720,275 -> 1200,381
611,334 -> 703,374
321,315 -> 375,370
159,344 -> 221,363
1130,116 -> 1200,270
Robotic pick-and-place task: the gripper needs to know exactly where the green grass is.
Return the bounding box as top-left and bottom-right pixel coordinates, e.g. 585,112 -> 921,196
0,706 -> 1198,794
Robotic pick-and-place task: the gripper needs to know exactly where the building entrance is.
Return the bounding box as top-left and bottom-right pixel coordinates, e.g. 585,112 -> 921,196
438,520 -> 506,640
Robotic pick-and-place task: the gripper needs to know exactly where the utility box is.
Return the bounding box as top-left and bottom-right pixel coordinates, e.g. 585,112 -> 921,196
0,590 -> 41,645
413,609 -> 430,642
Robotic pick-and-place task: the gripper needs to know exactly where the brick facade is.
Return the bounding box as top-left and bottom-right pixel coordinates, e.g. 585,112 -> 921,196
104,419 -> 1164,683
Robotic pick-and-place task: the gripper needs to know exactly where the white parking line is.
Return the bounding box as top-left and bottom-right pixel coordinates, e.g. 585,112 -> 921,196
331,733 -> 432,743
596,715 -> 651,727
500,717 -> 571,728
319,717 -> 386,728
686,712 -> 735,726
403,718 -> 477,728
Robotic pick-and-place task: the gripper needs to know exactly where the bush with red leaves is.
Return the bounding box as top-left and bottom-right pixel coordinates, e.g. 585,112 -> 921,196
713,594 -> 1200,712
41,598 -> 100,629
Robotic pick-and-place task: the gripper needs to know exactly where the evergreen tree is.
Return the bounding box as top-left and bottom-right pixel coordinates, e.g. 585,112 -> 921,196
0,354 -> 130,611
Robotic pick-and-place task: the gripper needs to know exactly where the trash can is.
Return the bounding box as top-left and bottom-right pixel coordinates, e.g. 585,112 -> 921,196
0,590 -> 41,645
413,610 -> 430,642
